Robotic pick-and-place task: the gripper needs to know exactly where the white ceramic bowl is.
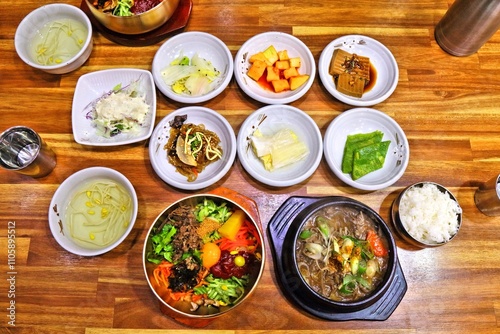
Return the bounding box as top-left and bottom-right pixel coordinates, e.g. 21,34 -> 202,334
48,167 -> 138,256
152,31 -> 233,104
319,35 -> 398,106
237,105 -> 322,187
234,32 -> 316,104
71,68 -> 156,146
15,4 -> 93,75
149,107 -> 237,190
323,107 -> 409,191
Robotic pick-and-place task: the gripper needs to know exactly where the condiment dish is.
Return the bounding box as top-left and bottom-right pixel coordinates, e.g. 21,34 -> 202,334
234,31 -> 316,104
72,68 -> 156,146
15,3 -> 93,75
391,181 -> 462,247
237,105 -> 322,187
318,35 -> 398,106
149,107 -> 237,190
323,107 -> 409,191
48,167 -> 138,256
152,31 -> 233,104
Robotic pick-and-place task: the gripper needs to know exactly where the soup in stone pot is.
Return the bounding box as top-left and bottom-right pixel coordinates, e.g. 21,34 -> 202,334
295,204 -> 389,302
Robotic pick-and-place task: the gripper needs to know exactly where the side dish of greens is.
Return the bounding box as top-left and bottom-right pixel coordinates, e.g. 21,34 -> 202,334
342,130 -> 391,180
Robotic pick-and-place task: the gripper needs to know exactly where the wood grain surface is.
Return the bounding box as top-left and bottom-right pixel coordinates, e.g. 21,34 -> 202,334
1,0 -> 500,333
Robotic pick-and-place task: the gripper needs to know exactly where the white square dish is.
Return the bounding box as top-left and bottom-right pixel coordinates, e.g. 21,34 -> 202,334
72,68 -> 156,146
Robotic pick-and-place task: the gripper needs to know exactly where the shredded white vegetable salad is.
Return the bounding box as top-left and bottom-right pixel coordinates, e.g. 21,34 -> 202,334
161,53 -> 221,96
84,77 -> 150,138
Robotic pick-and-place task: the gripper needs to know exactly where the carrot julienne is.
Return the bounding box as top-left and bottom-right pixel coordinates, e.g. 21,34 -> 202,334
153,261 -> 174,287
170,290 -> 192,301
215,219 -> 260,252
154,262 -> 211,301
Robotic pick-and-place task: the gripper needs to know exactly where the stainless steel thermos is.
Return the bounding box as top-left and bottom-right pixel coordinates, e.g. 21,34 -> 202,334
435,0 -> 500,56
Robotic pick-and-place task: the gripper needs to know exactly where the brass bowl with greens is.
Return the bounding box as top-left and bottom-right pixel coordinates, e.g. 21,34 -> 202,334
85,0 -> 180,35
142,191 -> 265,324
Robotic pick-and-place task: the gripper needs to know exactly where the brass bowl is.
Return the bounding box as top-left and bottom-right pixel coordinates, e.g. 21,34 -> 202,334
85,0 -> 180,35
142,189 -> 266,327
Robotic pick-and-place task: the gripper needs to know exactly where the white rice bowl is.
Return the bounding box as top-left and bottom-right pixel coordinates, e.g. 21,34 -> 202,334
399,183 -> 462,245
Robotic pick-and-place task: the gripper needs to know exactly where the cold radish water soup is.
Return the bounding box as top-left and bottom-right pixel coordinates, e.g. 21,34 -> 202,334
295,203 -> 390,302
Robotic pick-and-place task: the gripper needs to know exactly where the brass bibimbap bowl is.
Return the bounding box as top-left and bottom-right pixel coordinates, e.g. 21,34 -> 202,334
142,189 -> 265,326
85,0 -> 180,35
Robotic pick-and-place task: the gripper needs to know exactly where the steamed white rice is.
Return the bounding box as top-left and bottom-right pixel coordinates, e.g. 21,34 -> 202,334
399,183 -> 461,244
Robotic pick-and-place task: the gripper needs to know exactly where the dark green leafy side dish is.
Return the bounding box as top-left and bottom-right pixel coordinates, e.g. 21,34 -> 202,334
342,130 -> 391,180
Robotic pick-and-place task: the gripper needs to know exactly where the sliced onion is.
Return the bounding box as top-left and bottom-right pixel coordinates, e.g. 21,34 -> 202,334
303,242 -> 324,260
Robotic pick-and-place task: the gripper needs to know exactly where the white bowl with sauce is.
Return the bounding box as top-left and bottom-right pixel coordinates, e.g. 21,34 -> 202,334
15,3 -> 93,75
318,35 -> 398,106
148,107 -> 237,190
48,167 -> 138,256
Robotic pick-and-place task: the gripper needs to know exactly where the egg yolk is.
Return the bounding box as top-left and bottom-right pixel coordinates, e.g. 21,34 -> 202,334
202,242 -> 221,269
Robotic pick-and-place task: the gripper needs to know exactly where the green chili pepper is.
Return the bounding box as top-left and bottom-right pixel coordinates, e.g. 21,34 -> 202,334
299,230 -> 313,239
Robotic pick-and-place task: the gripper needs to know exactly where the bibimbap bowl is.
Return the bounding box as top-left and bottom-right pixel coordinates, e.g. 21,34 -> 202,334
142,190 -> 265,326
84,0 -> 180,35
268,196 -> 407,321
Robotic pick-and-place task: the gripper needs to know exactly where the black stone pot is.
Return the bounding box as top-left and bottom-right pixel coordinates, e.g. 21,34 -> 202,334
268,196 -> 407,321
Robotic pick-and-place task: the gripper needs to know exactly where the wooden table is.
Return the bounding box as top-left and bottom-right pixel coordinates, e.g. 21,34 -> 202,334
1,0 -> 500,333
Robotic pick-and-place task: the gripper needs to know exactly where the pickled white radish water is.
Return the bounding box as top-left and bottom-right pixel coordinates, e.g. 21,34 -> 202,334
31,18 -> 87,65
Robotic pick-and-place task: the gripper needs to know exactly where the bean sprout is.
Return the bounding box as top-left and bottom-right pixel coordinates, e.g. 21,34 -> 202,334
66,180 -> 132,248
35,20 -> 86,66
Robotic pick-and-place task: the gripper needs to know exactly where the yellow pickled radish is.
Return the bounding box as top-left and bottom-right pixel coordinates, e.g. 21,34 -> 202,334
218,209 -> 246,240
